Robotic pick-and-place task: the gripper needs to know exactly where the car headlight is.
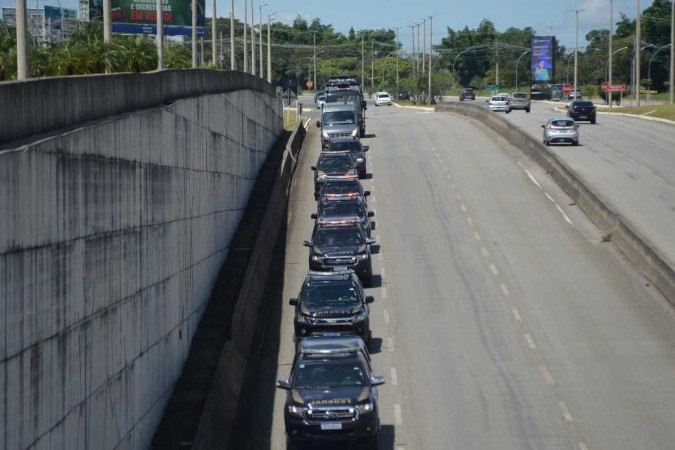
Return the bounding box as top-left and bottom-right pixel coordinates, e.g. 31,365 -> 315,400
353,308 -> 367,322
356,157 -> 364,162
288,404 -> 307,416
322,130 -> 329,138
356,253 -> 369,261
356,401 -> 373,414
311,255 -> 321,262
351,128 -> 358,138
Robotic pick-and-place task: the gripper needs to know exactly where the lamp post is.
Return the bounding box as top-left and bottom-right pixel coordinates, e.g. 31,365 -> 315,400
427,15 -> 433,105
421,18 -> 426,75
251,0 -> 256,76
267,14 -> 274,82
230,0 -> 235,69
259,3 -> 267,77
647,44 -> 672,104
157,0 -> 164,69
243,0 -> 248,73
606,46 -> 627,104
573,8 -> 584,103
15,0 -> 28,78
394,26 -> 401,99
515,49 -> 530,91
566,52 -> 574,83
312,31 -> 316,92
452,46 -> 482,88
671,0 -> 674,104
635,0 -> 641,105
608,0 -> 613,107
312,50 -> 325,92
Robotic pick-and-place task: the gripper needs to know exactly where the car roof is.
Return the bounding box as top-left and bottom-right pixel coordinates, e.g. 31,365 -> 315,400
547,117 -> 575,122
322,103 -> 357,112
297,336 -> 369,358
305,269 -> 357,281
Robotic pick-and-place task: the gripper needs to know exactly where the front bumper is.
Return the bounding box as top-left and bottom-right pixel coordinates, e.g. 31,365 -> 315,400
285,410 -> 379,442
294,317 -> 369,340
309,256 -> 372,278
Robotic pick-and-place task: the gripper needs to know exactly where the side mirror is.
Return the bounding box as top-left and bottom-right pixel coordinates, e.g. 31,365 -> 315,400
303,240 -> 313,247
541,124 -> 545,128
362,100 -> 367,108
362,146 -> 369,152
367,211 -> 375,217
316,121 -> 322,128
364,191 -> 371,197
370,375 -> 385,386
310,166 -> 317,171
310,213 -> 317,219
366,295 -> 375,304
289,298 -> 298,306
276,379 -> 292,390
366,238 -> 376,245
363,106 -> 368,111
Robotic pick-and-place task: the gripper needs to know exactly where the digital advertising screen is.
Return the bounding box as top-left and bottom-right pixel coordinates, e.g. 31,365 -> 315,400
531,36 -> 554,82
110,0 -> 205,36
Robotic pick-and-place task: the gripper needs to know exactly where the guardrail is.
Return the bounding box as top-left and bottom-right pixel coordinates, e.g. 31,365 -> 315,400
436,102 -> 675,305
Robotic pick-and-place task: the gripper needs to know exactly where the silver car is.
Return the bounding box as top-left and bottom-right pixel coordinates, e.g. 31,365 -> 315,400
541,118 -> 579,146
509,92 -> 531,113
488,95 -> 511,113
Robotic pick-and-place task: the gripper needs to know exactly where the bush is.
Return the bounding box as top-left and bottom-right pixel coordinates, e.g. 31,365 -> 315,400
581,85 -> 597,99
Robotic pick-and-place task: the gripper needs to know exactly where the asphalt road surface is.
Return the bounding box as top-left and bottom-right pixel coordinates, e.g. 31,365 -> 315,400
232,96 -> 675,450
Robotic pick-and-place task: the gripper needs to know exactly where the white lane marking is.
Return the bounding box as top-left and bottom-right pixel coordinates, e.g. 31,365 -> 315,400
370,195 -> 377,204
390,367 -> 399,386
524,333 -> 537,350
518,162 -> 542,189
559,401 -> 574,422
380,267 -> 386,277
383,309 -> 390,324
467,217 -> 474,227
500,283 -> 510,296
511,306 -> 522,322
394,405 -> 403,425
474,231 -> 482,242
480,247 -> 490,258
446,173 -> 452,181
381,287 -> 388,299
490,264 -> 499,276
387,337 -> 394,352
460,203 -> 468,213
456,193 -> 463,201
540,364 -> 555,385
555,204 -> 576,226
579,442 -> 589,450
451,183 -> 457,189
545,192 -> 556,203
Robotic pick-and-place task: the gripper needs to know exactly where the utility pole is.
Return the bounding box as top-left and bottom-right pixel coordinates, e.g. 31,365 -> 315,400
670,0 -> 674,104
371,39 -> 374,89
394,26 -> 400,99
428,16 -> 432,105
417,23 -> 421,76
573,8 -> 583,102
220,30 -> 224,68
409,25 -> 416,82
495,41 -> 499,85
157,0 -> 164,69
191,0 -> 197,67
251,0 -> 255,75
421,18 -> 426,75
609,0 -> 613,107
259,3 -> 266,77
15,0 -> 28,79
211,0 -> 216,66
103,0 -> 111,43
313,32 -> 317,92
636,0 -> 641,105
230,0 -> 235,69
243,0 -> 248,72
267,14 -> 272,82
361,34 -> 365,91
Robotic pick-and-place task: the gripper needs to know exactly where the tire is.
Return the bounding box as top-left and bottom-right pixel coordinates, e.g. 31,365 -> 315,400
573,140 -> 579,146
590,116 -> 596,124
544,139 -> 550,146
526,108 -> 531,113
361,433 -> 380,449
362,273 -> 373,288
286,436 -> 300,450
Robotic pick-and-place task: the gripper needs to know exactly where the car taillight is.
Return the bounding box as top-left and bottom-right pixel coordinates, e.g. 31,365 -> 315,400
574,124 -> 579,129
547,123 -> 554,129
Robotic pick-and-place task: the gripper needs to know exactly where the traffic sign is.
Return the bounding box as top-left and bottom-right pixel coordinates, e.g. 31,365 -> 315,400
485,84 -> 501,90
563,83 -> 572,94
601,81 -> 610,93
306,80 -> 314,89
608,84 -> 627,93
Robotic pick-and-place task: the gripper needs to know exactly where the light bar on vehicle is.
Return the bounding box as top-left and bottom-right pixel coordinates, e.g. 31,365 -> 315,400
317,215 -> 361,227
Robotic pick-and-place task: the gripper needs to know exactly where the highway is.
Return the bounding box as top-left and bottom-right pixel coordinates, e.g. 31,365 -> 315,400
232,96 -> 675,450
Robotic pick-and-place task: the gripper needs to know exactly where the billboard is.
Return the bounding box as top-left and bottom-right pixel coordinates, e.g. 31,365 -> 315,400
44,6 -> 77,42
110,0 -> 205,36
531,36 -> 554,82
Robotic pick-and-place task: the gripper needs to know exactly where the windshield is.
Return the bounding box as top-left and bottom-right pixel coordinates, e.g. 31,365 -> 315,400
328,141 -> 361,152
575,101 -> 594,107
318,95 -> 326,101
513,93 -> 528,99
323,111 -> 356,125
318,156 -> 353,172
322,182 -> 361,195
314,227 -> 365,246
304,281 -> 360,306
378,94 -> 390,98
551,119 -> 575,127
293,360 -> 367,388
321,202 -> 363,217
491,96 -> 508,102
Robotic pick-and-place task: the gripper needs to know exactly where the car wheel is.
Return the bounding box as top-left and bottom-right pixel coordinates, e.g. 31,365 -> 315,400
544,139 -> 550,146
362,273 -> 373,288
526,108 -> 531,113
590,117 -> 596,124
286,436 -> 300,450
506,109 -> 511,114
361,433 -> 379,449
573,140 -> 579,146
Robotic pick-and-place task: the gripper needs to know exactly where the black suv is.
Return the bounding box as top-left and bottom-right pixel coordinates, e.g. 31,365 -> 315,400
312,198 -> 374,236
326,138 -> 369,178
459,88 -> 475,101
315,178 -> 370,205
567,100 -> 597,124
304,223 -> 375,285
290,270 -> 374,342
276,343 -> 384,447
312,152 -> 358,194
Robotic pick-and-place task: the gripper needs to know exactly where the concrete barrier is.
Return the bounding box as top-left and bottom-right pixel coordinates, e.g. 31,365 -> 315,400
192,120 -> 307,450
436,102 -> 675,305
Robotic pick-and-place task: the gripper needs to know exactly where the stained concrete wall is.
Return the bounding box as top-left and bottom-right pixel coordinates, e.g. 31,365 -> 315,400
0,71 -> 283,450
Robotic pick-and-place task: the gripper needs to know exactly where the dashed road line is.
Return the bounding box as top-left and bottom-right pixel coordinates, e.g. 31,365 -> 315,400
518,162 -> 542,189
545,192 -> 556,203
474,231 -> 482,242
555,204 -> 575,226
460,203 -> 468,213
381,287 -> 388,299
500,283 -> 510,296
456,193 -> 463,201
559,401 -> 574,422
579,442 -> 589,450
387,337 -> 394,352
539,364 -> 555,385
489,264 -> 499,276
446,173 -> 452,181
394,405 -> 403,425
524,333 -> 537,350
383,309 -> 390,324
467,217 -> 474,227
390,367 -> 398,386
480,247 -> 490,258
511,306 -> 522,322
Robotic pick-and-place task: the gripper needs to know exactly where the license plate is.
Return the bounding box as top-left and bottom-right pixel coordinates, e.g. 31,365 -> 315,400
322,332 -> 341,336
333,266 -> 348,271
321,422 -> 342,430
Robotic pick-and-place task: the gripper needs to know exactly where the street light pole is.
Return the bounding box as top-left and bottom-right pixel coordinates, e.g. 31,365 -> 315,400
243,0 -> 248,72
394,26 -> 400,99
609,0 -> 613,107
15,0 -> 28,79
670,0 -> 674,104
361,34 -> 365,91
566,52 -> 574,83
157,0 -> 164,69
573,8 -> 584,101
103,0 -> 111,43
516,49 -> 530,91
409,25 -> 416,82
428,16 -> 432,104
251,0 -> 256,76
230,0 -> 235,70
259,3 -> 266,77
313,32 -> 316,92
647,44 -> 672,104
421,18 -> 426,75
192,0 -> 197,67
267,14 -> 273,82
371,39 -> 374,89
636,0 -> 641,105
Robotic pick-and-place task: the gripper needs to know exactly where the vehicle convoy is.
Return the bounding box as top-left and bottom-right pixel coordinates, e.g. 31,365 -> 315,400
324,91 -> 367,137
304,221 -> 375,285
311,152 -> 358,194
325,137 -> 369,178
459,87 -> 475,101
289,270 -> 374,342
509,92 -> 531,113
276,340 -> 384,447
312,198 -> 374,236
488,95 -> 511,113
315,178 -> 370,206
542,117 -> 580,146
567,100 -> 597,124
317,103 -> 360,148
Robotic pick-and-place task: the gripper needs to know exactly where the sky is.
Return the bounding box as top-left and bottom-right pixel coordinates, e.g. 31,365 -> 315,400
1,0 -> 652,50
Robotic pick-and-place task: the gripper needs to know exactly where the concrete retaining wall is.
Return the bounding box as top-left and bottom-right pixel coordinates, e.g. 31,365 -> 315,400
0,72 -> 283,450
435,102 -> 675,305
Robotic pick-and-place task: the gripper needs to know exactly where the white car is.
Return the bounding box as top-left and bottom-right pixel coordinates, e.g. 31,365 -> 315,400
488,95 -> 511,113
374,92 -> 392,106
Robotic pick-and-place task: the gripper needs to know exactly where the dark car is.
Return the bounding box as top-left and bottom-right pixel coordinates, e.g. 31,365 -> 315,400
459,88 -> 475,101
326,138 -> 369,178
567,100 -> 596,124
315,178 -> 370,205
276,345 -> 384,447
289,270 -> 374,342
293,335 -> 373,369
312,152 -> 358,194
304,223 -> 375,285
312,198 -> 374,236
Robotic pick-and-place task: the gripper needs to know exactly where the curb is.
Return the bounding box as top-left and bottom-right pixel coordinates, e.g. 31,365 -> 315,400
436,102 -> 675,306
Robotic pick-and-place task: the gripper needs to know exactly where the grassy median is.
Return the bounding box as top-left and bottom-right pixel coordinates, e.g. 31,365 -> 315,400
602,104 -> 675,121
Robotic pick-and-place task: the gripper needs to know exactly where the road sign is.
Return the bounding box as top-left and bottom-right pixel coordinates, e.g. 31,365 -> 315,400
563,83 -> 572,94
601,81 -> 610,92
306,80 -> 314,89
485,84 -> 501,90
608,84 -> 627,93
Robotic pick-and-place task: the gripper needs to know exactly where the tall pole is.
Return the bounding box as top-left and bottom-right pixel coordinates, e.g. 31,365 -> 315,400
636,0 -> 641,105
609,0 -> 613,107
191,0 -> 197,67
103,0 -> 111,43
573,8 -> 583,102
428,16 -> 432,104
220,30 -> 224,67
421,18 -> 426,75
211,0 -> 216,65
156,0 -> 164,69
313,32 -> 317,92
495,41 -> 499,85
670,0 -> 674,104
259,4 -> 265,77
409,25 -> 415,82
394,26 -> 400,99
417,24 -> 421,76
15,0 -> 28,79
361,34 -> 365,91
243,0 -> 248,73
371,39 -> 374,88
267,14 -> 272,82
230,0 -> 235,69
251,0 -> 256,75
